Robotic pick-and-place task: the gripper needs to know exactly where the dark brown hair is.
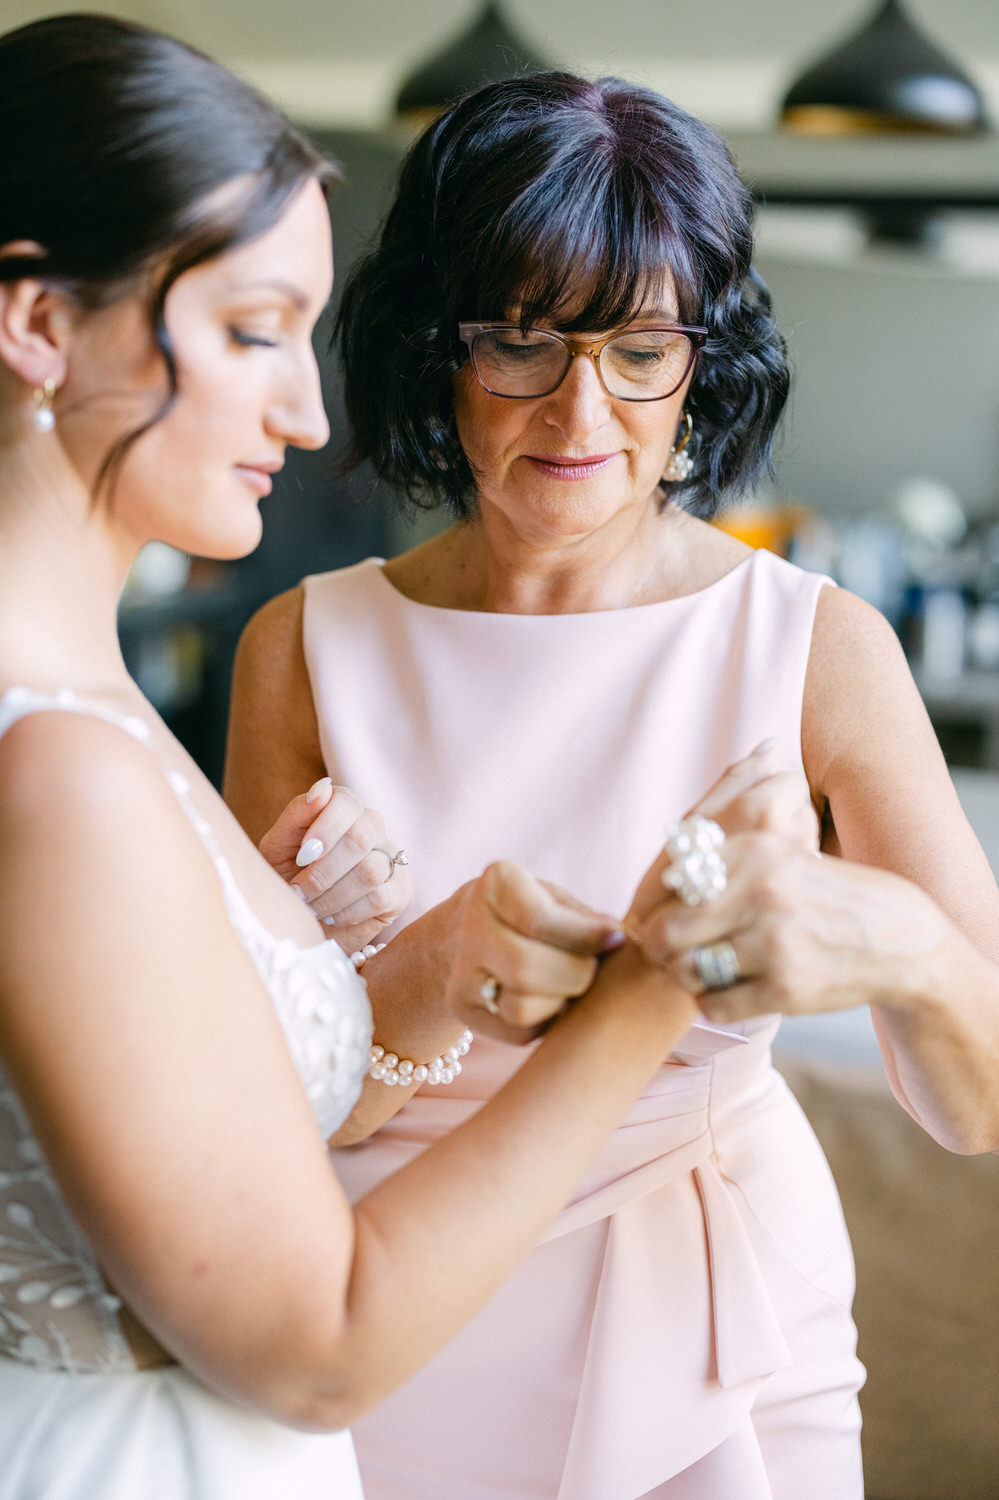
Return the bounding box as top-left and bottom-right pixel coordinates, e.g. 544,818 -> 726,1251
0,12 -> 337,493
338,72 -> 788,518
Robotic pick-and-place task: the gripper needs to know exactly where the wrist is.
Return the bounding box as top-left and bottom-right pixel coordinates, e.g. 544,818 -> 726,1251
578,941 -> 698,1041
882,919 -> 974,1022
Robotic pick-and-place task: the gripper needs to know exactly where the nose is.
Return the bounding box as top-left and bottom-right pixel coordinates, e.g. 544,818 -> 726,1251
541,350 -> 611,442
267,347 -> 331,452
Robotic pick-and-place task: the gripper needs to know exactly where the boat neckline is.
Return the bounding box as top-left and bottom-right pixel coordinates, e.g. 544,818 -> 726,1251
362,549 -> 761,620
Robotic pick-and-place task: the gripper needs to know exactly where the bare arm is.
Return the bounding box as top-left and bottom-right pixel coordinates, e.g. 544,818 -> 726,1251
1,713 -> 695,1430
224,586 -> 411,950
803,585 -> 999,1151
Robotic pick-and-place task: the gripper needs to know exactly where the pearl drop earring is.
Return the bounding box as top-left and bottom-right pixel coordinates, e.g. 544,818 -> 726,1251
662,410 -> 694,483
33,378 -> 56,433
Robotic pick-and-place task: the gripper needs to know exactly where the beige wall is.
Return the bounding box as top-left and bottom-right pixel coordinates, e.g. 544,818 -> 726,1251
6,1 -> 999,127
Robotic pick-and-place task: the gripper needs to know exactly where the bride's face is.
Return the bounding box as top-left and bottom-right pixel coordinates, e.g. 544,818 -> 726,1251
57,177 -> 333,559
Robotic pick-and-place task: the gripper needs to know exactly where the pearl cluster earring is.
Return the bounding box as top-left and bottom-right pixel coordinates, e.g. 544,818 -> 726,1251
33,378 -> 57,433
662,410 -> 694,483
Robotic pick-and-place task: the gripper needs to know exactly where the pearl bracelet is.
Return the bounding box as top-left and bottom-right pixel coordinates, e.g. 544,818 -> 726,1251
368,1029 -> 473,1087
350,943 -> 386,969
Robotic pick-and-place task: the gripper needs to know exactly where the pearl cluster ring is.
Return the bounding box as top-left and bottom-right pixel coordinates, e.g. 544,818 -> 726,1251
368,1029 -> 473,1087
662,816 -> 728,906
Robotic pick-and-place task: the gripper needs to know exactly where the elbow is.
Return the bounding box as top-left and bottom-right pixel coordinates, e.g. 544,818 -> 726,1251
246,1358 -> 377,1435
328,1119 -> 380,1148
214,1311 -> 378,1435
943,1121 -> 999,1157
272,1382 -> 370,1436
271,1335 -> 416,1432
903,1101 -> 999,1157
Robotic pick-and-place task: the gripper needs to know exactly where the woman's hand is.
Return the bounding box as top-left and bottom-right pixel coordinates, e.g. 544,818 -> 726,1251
627,742 -> 950,1027
635,835 -> 951,1026
328,862 -> 624,1146
626,740 -> 820,932
258,777 -> 412,952
440,861 -> 624,1044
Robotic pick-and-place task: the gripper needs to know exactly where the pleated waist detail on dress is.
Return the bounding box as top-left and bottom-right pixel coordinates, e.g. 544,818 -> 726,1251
337,1021 -> 796,1395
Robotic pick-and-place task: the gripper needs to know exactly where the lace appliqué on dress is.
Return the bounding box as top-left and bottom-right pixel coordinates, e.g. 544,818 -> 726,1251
0,1079 -> 133,1373
163,768 -> 373,1144
0,687 -> 372,1374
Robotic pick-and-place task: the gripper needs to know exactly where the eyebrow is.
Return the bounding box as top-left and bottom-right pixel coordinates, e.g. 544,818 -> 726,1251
221,278 -> 311,311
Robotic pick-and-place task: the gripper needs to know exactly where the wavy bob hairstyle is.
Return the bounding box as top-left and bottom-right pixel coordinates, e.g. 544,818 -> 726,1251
0,12 -> 336,495
338,72 -> 789,519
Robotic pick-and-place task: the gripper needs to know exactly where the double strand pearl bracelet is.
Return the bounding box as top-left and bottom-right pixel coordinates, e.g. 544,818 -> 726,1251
350,941 -> 474,1087
369,1030 -> 473,1087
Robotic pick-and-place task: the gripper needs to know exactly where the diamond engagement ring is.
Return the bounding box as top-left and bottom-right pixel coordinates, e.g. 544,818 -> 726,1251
480,977 -> 502,1015
692,940 -> 742,991
373,847 -> 409,883
662,816 -> 728,906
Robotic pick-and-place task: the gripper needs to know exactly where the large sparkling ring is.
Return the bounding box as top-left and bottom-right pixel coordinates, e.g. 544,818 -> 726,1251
692,940 -> 742,991
480,977 -> 501,1015
662,816 -> 727,906
373,847 -> 409,883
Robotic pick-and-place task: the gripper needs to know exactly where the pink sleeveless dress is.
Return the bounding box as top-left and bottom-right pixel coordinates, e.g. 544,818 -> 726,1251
303,550 -> 865,1500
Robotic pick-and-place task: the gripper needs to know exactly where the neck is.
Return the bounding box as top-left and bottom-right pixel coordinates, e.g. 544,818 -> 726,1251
437,493 -> 696,614
0,430 -> 138,695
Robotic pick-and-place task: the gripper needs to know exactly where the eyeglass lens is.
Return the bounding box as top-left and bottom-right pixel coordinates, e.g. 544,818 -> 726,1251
471,328 -> 696,400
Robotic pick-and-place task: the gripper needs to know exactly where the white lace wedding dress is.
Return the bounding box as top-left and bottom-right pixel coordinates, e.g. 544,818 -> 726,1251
0,687 -> 372,1500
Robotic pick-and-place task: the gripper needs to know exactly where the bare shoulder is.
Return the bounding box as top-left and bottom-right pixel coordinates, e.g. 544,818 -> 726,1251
802,584 -> 924,793
226,585 -> 324,836
0,710 -> 225,999
799,587 -> 998,934
229,583 -> 316,746
235,584 -> 305,676
808,582 -> 908,684
381,528 -> 462,605
0,708 -> 173,841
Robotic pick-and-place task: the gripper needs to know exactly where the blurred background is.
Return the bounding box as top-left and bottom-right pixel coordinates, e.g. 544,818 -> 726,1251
10,0 -> 999,789
9,5 -> 999,1493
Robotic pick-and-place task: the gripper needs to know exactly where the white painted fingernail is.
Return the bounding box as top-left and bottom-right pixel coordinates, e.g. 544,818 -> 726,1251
291,884 -> 309,902
296,837 -> 324,867
601,929 -> 627,952
306,777 -> 332,804
322,915 -> 337,926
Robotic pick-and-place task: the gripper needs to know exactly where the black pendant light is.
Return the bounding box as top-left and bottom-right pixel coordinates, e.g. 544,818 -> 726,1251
395,2 -> 553,126
781,0 -> 987,135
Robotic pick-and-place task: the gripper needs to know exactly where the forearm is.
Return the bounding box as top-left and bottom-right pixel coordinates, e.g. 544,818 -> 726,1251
330,896 -> 468,1145
330,945 -> 696,1424
873,926 -> 999,1154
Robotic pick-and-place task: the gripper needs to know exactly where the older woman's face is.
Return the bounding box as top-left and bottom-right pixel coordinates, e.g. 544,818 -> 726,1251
452,300 -> 692,546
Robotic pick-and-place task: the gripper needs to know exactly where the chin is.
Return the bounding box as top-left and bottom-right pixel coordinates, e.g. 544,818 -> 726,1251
515,488 -> 631,537
206,516 -> 265,561
165,508 -> 264,562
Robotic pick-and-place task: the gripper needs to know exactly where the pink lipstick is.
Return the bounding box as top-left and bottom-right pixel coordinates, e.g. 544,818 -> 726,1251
525,453 -> 619,481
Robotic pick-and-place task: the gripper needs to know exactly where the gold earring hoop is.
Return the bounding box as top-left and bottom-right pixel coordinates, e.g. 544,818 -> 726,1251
33,378 -> 57,434
662,410 -> 694,483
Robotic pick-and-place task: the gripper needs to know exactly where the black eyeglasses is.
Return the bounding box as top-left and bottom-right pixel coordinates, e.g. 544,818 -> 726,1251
457,322 -> 707,402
